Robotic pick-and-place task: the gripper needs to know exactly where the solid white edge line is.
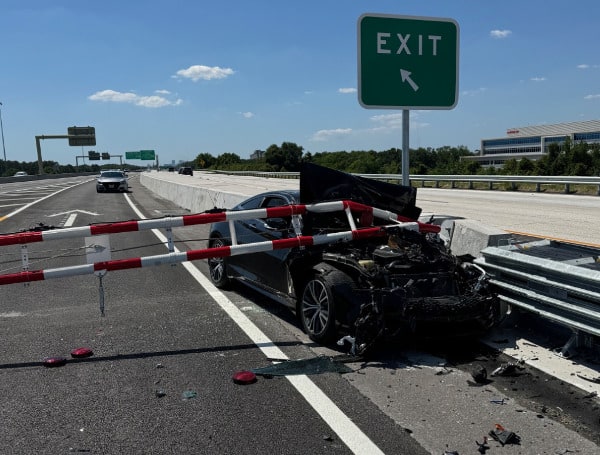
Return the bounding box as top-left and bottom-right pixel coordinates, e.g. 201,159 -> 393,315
123,193 -> 386,455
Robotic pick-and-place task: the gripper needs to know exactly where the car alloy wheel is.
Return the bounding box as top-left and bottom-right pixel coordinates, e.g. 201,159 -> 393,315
208,236 -> 229,288
300,276 -> 337,344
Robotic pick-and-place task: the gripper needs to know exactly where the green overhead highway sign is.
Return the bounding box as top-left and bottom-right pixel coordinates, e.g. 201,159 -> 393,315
358,13 -> 459,109
125,150 -> 155,160
140,150 -> 155,160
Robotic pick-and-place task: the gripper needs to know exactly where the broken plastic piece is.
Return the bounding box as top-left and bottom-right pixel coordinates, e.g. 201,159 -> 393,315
181,390 -> 197,400
476,438 -> 490,454
43,356 -> 67,368
490,362 -> 518,377
471,366 -> 488,384
71,347 -> 93,358
232,370 -> 257,385
489,423 -> 520,446
155,389 -> 166,398
252,356 -> 352,377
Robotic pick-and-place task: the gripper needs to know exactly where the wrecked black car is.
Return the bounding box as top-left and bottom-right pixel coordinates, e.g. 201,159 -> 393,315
207,163 -> 502,353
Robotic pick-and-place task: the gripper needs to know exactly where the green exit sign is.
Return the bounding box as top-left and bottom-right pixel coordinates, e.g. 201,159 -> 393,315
140,150 -> 155,160
358,13 -> 459,109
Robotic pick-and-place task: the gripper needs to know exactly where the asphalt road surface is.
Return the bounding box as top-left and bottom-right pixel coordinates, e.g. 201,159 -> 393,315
0,174 -> 598,454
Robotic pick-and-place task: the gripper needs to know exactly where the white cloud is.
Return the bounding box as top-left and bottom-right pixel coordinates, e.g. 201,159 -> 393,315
584,94 -> 600,99
369,113 -> 429,132
241,112 -> 254,118
370,113 -> 404,128
461,87 -> 487,96
155,89 -> 171,94
578,64 -> 590,69
490,29 -> 512,39
338,87 -> 357,94
530,77 -> 546,82
310,128 -> 352,141
173,65 -> 234,81
88,89 -> 182,108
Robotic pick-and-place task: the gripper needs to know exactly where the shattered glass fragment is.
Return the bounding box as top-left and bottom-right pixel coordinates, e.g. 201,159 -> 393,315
252,356 -> 353,376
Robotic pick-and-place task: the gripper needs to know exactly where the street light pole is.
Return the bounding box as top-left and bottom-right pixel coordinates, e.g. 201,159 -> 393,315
0,101 -> 6,162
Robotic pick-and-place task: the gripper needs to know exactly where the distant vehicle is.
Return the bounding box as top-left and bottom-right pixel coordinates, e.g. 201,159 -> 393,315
168,167 -> 176,172
14,171 -> 28,177
96,170 -> 129,193
178,167 -> 193,176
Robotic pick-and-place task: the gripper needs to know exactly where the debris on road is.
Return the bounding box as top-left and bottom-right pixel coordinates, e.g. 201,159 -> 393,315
42,356 -> 67,367
490,362 -> 521,377
471,366 -> 488,384
577,374 -> 600,384
181,390 -> 197,400
476,436 -> 490,454
232,370 -> 257,385
251,356 -> 353,377
70,347 -> 93,358
489,423 -> 520,446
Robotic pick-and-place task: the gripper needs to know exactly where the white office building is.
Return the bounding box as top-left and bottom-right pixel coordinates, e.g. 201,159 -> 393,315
464,119 -> 600,168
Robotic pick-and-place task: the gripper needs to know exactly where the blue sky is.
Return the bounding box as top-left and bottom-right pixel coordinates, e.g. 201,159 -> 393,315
1,0 -> 599,166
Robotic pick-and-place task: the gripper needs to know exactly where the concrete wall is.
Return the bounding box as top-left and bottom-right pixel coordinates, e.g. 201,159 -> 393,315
140,172 -> 247,213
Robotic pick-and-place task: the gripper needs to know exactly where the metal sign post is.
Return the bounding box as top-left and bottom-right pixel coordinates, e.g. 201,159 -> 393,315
357,13 -> 459,186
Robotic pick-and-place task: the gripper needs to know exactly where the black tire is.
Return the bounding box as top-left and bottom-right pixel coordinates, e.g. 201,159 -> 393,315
207,236 -> 230,288
299,268 -> 355,344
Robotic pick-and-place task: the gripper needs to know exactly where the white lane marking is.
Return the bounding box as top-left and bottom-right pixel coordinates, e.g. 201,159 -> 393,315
0,179 -> 93,221
48,209 -> 100,217
123,193 -> 385,455
64,213 -> 78,227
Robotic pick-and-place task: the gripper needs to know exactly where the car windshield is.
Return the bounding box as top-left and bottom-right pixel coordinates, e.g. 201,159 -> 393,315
101,172 -> 124,178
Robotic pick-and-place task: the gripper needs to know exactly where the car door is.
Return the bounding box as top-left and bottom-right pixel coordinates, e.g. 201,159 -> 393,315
231,194 -> 297,294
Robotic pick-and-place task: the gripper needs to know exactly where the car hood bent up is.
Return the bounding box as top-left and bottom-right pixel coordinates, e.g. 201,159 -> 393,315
299,162 -> 421,220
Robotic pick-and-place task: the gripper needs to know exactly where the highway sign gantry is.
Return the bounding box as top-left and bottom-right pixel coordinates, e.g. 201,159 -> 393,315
358,13 -> 459,110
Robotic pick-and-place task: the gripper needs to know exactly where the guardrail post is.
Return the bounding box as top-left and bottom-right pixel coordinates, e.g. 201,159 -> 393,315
489,181 -> 493,190
468,181 -> 473,190
564,183 -> 570,194
451,181 -> 456,189
536,183 -> 541,192
597,185 -> 600,196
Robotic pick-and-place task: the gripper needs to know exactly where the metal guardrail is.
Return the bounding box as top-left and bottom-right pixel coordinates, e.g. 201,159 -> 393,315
474,240 -> 600,355
211,170 -> 600,195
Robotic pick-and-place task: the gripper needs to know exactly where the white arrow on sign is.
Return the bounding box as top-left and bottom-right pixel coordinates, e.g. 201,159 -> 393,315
48,209 -> 100,217
400,69 -> 419,92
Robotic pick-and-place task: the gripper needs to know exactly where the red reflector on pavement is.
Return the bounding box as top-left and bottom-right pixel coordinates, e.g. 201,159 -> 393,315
232,370 -> 257,385
43,356 -> 67,368
71,347 -> 94,358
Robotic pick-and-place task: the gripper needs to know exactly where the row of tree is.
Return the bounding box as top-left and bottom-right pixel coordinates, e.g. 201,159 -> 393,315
0,160 -> 141,177
3,139 -> 600,177
190,139 -> 600,176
